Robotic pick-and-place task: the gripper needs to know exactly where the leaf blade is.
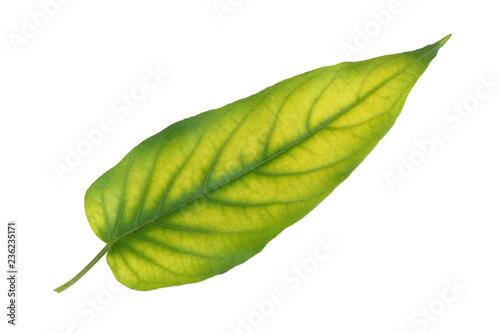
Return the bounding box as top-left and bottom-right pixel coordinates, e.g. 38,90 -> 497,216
57,36 -> 449,292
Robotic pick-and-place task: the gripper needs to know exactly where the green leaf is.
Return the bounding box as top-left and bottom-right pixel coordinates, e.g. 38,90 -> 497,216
55,35 -> 450,292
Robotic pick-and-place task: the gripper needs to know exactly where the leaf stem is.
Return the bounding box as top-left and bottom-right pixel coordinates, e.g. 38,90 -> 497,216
54,243 -> 113,293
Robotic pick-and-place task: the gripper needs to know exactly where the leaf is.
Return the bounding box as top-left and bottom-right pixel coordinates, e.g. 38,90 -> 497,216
55,35 -> 450,292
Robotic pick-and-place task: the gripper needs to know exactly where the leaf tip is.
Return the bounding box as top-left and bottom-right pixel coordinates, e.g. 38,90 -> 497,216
435,34 -> 452,48
413,34 -> 451,64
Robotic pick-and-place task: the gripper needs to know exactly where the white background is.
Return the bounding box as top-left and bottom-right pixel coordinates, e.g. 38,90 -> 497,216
1,0 -> 499,332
